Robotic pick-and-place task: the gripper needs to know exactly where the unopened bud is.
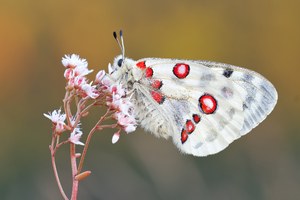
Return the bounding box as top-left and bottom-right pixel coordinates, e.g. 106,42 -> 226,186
95,70 -> 106,84
75,171 -> 91,181
75,153 -> 81,158
112,132 -> 120,144
81,111 -> 89,117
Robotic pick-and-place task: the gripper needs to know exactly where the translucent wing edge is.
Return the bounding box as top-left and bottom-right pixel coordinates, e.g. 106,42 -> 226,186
198,60 -> 278,135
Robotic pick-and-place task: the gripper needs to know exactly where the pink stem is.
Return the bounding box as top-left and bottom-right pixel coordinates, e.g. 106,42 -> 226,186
70,144 -> 79,200
63,91 -> 72,125
50,136 -> 69,200
77,107 -> 111,174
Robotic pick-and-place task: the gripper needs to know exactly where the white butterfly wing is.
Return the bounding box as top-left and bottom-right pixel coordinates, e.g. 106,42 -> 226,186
129,58 -> 277,156
198,60 -> 278,135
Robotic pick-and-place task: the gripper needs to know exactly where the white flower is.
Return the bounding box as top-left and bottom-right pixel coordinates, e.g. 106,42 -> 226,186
81,83 -> 99,99
62,54 -> 88,69
116,112 -> 136,126
116,112 -> 137,133
124,124 -> 136,133
95,70 -> 106,84
69,128 -> 84,146
110,92 -> 134,116
61,54 -> 92,77
73,65 -> 93,77
44,109 -> 66,124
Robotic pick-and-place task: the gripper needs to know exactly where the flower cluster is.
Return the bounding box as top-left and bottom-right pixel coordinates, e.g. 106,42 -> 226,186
62,54 -> 99,99
94,61 -> 137,142
45,54 -> 137,147
45,54 -> 139,199
103,83 -> 136,143
109,84 -> 137,139
44,108 -> 84,145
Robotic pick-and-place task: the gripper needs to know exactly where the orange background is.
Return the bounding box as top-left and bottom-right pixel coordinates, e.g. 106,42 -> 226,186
0,0 -> 299,199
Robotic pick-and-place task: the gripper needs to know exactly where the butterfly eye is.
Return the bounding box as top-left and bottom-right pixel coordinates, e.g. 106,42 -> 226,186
117,58 -> 123,67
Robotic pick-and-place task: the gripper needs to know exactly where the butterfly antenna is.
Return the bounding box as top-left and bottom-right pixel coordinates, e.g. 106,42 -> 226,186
120,30 -> 125,60
113,30 -> 125,60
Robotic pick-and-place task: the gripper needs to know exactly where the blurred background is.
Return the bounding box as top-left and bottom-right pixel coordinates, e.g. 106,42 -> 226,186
1,0 -> 299,199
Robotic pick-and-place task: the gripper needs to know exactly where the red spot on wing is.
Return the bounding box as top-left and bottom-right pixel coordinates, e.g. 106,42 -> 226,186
192,114 -> 201,123
181,117 -> 200,144
136,61 -> 146,69
151,91 -> 165,104
199,94 -> 217,114
181,129 -> 188,144
151,80 -> 163,89
173,63 -> 190,79
186,120 -> 195,133
145,67 -> 153,78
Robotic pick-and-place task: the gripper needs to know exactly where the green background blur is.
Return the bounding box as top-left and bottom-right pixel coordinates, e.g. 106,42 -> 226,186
1,0 -> 300,199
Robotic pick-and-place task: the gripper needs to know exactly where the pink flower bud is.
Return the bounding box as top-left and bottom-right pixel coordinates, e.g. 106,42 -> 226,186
75,171 -> 91,181
112,132 -> 120,144
74,76 -> 87,88
95,70 -> 106,84
75,153 -> 81,158
64,68 -> 74,80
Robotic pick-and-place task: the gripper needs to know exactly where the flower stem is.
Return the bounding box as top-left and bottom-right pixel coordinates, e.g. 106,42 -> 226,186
70,143 -> 79,200
63,91 -> 72,125
77,132 -> 94,174
77,107 -> 111,174
50,136 -> 69,200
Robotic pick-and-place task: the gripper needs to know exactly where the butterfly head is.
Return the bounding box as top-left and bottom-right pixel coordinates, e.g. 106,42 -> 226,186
109,54 -> 135,81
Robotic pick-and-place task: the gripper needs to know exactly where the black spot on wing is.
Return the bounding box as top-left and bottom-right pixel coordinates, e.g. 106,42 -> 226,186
223,68 -> 234,78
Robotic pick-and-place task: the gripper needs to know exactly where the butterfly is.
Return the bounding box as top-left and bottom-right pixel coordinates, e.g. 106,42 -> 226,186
108,31 -> 278,156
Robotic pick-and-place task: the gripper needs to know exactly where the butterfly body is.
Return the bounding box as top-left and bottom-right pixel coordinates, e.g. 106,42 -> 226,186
109,54 -> 277,156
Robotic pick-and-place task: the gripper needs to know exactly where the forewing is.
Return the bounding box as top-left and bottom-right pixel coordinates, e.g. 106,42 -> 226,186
198,60 -> 278,135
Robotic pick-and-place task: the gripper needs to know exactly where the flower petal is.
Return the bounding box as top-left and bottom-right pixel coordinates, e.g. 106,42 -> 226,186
69,128 -> 84,146
62,54 -> 88,68
95,70 -> 106,84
